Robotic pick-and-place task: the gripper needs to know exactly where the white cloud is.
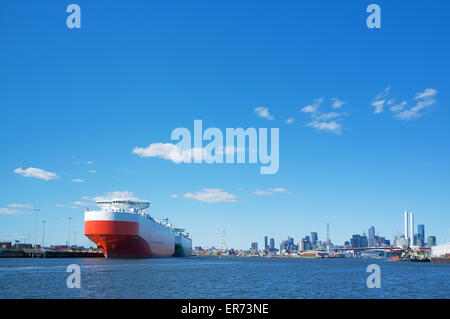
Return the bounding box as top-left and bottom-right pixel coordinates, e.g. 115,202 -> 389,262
88,170 -> 96,174
313,112 -> 347,121
389,101 -> 407,113
307,120 -> 342,134
183,188 -> 238,203
13,167 -> 58,181
72,179 -> 84,183
0,208 -> 31,215
56,204 -> 78,209
132,143 -> 240,163
253,190 -> 273,196
371,99 -> 386,114
133,143 -> 194,163
87,191 -> 142,202
86,161 -> 94,165
73,201 -> 90,206
254,106 -> 274,120
253,187 -> 289,196
414,88 -> 437,100
285,117 -> 294,124
8,204 -> 34,209
393,88 -> 438,121
301,98 -> 324,113
271,187 -> 288,193
331,98 -> 346,109
371,86 -> 391,114
170,194 -> 179,199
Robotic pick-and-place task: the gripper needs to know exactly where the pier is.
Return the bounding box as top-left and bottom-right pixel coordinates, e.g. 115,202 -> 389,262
0,248 -> 103,258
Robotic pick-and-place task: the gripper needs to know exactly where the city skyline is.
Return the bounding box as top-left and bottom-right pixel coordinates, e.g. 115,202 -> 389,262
1,1 -> 449,249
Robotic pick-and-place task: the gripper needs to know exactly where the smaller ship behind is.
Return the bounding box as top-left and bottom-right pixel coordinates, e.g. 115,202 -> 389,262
173,227 -> 193,257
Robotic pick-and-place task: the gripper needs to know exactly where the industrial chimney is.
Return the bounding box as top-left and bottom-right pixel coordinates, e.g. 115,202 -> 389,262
409,212 -> 414,247
404,211 -> 409,244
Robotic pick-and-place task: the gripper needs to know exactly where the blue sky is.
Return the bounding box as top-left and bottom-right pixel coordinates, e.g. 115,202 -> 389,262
0,1 -> 449,249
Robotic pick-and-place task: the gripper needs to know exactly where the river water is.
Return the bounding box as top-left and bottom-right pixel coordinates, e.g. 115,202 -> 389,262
0,256 -> 448,298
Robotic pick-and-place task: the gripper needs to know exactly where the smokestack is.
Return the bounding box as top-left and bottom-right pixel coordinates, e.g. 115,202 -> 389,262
404,211 -> 408,242
409,212 -> 414,247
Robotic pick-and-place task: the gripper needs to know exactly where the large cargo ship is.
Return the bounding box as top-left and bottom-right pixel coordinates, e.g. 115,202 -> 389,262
84,198 -> 191,258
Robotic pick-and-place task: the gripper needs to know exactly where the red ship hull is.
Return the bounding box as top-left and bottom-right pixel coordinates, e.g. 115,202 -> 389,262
85,211 -> 175,258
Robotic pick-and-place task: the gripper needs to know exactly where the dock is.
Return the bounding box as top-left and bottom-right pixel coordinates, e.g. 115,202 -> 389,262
0,248 -> 104,258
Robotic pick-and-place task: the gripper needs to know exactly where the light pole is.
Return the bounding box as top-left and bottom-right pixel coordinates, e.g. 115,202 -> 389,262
68,217 -> 72,249
41,221 -> 46,249
34,209 -> 40,250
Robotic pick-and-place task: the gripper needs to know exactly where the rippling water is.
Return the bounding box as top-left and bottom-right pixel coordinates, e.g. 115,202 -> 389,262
0,257 -> 448,298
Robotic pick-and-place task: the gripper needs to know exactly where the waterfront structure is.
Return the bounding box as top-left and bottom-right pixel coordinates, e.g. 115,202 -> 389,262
431,243 -> 450,257
264,236 -> 268,251
250,242 -> 258,252
368,226 -> 375,247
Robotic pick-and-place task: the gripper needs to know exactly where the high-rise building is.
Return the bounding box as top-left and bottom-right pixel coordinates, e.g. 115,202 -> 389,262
280,240 -> 287,251
368,226 -> 376,247
360,234 -> 368,248
427,236 -> 436,247
264,236 -> 268,251
418,224 -> 425,247
301,237 -> 312,251
250,242 -> 258,251
310,232 -> 318,248
351,234 -> 361,248
269,238 -> 275,251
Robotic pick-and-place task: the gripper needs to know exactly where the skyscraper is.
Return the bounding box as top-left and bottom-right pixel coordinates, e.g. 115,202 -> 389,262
427,236 -> 436,247
264,236 -> 268,251
310,232 -> 318,248
418,224 -> 425,247
250,242 -> 258,251
351,234 -> 361,248
368,226 -> 376,247
269,238 -> 275,251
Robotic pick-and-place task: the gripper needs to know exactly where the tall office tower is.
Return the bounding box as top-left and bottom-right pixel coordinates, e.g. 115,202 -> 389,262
368,226 -> 376,247
409,212 -> 414,247
427,236 -> 436,247
250,242 -> 258,251
360,234 -> 369,248
326,223 -> 331,249
264,236 -> 268,250
221,231 -> 227,251
310,232 -> 318,248
418,224 -> 425,247
269,238 -> 275,251
351,234 -> 361,248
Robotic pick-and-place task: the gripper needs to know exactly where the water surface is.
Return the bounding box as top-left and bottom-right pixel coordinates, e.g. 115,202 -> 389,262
0,257 -> 448,298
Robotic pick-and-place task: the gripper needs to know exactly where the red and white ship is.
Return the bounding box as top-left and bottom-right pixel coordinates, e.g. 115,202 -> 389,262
84,198 -> 177,258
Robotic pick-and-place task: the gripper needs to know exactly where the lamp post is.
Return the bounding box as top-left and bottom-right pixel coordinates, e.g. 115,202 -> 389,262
34,209 -> 40,250
41,220 -> 46,249
68,217 -> 72,250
